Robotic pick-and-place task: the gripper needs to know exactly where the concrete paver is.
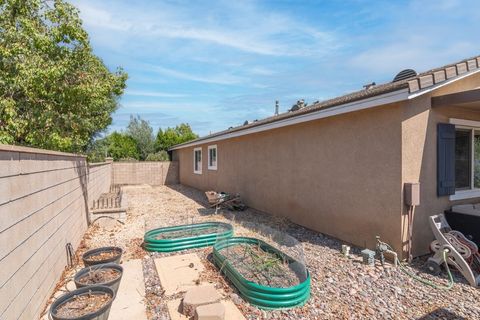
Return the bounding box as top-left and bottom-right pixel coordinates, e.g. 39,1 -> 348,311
109,259 -> 147,320
183,285 -> 221,316
167,298 -> 245,320
195,302 -> 225,320
154,253 -> 205,295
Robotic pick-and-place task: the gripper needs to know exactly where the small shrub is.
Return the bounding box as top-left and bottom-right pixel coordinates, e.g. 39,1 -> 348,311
145,151 -> 169,161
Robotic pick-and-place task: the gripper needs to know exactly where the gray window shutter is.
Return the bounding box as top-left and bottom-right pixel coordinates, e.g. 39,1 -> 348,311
437,123 -> 455,196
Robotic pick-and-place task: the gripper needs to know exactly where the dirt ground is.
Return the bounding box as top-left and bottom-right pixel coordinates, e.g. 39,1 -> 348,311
44,184 -> 480,320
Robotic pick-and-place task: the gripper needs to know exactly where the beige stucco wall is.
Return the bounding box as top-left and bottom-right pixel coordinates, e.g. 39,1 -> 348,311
0,145 -> 112,320
401,73 -> 480,255
112,161 -> 179,185
176,102 -> 405,253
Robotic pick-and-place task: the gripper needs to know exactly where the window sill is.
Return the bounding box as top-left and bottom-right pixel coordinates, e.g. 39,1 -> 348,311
194,171 -> 202,175
208,166 -> 217,171
449,189 -> 480,201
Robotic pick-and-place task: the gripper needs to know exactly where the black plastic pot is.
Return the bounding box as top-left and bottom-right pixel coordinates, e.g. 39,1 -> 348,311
445,210 -> 480,246
50,286 -> 115,320
82,246 -> 123,266
74,263 -> 123,294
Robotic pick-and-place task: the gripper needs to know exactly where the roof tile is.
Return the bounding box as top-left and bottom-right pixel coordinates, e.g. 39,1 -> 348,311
467,59 -> 477,71
433,70 -> 446,84
456,62 -> 468,74
445,66 -> 457,79
419,75 -> 434,89
408,79 -> 420,92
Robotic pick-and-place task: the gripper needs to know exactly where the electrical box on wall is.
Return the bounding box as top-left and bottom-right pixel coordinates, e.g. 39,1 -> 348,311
404,182 -> 420,206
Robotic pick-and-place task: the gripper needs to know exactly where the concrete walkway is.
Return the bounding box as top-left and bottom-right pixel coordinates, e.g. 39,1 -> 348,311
155,253 -> 245,320
110,259 -> 147,320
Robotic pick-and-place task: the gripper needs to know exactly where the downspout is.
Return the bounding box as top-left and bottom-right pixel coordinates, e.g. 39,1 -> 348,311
404,182 -> 420,262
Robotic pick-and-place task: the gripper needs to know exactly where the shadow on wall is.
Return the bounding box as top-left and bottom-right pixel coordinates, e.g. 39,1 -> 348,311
416,308 -> 466,320
164,161 -> 179,185
75,158 -> 90,225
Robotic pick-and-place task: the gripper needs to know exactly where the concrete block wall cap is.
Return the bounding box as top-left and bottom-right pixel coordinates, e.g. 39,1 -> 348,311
0,144 -> 87,158
194,302 -> 225,320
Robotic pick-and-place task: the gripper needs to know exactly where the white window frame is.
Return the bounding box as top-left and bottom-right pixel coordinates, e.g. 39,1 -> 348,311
193,147 -> 202,174
449,118 -> 480,200
208,145 -> 217,170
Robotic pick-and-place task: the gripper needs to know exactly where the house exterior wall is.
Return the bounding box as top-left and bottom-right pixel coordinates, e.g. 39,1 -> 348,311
0,145 -> 112,320
176,72 -> 480,258
401,73 -> 480,255
176,102 -> 405,253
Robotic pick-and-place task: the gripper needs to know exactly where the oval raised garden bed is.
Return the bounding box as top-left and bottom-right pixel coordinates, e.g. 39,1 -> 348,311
144,221 -> 233,252
82,247 -> 123,267
50,285 -> 115,320
213,237 -> 310,309
74,263 -> 123,294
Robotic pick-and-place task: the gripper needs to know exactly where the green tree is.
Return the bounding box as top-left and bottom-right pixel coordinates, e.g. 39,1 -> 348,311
126,115 -> 154,160
87,132 -> 139,162
0,0 -> 127,152
145,150 -> 169,161
155,123 -> 198,151
106,132 -> 139,161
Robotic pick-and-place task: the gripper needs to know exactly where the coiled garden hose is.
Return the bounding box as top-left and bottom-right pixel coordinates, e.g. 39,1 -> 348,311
383,242 -> 454,290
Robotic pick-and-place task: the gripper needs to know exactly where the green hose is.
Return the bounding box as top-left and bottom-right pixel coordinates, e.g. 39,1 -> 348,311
383,243 -> 454,290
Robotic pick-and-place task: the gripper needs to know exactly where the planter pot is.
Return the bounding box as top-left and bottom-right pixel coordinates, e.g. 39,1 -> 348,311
50,286 -> 115,320
74,263 -> 123,294
82,246 -> 123,266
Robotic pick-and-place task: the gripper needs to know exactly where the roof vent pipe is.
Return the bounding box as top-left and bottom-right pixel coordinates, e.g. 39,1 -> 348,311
275,100 -> 279,116
363,82 -> 376,90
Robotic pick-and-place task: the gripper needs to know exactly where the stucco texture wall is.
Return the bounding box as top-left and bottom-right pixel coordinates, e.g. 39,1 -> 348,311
176,103 -> 404,253
401,73 -> 480,256
0,145 -> 112,320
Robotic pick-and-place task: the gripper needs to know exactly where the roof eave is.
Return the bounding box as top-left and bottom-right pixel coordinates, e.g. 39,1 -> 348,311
170,87 -> 409,150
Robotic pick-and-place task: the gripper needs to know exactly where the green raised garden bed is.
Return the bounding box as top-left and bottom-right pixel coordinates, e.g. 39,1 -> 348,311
144,221 -> 233,252
213,237 -> 310,309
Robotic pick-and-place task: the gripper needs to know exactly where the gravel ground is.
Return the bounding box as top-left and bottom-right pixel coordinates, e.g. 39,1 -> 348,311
60,184 -> 480,320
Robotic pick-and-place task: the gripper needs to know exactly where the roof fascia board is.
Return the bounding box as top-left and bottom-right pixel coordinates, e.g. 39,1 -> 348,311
408,68 -> 480,100
171,88 -> 409,150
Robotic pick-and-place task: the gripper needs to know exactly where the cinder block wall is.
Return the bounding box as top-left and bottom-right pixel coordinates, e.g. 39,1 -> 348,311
112,161 -> 178,185
0,145 -> 112,320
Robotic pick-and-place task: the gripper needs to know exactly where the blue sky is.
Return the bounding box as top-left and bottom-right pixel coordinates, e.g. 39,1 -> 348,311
71,0 -> 480,137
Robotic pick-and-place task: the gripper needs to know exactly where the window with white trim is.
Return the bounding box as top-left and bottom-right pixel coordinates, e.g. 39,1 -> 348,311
208,145 -> 217,170
193,147 -> 202,174
454,127 -> 480,190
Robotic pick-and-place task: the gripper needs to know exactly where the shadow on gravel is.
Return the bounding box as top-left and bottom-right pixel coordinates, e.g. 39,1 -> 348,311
165,184 -> 470,285
416,308 -> 466,320
165,185 -> 344,253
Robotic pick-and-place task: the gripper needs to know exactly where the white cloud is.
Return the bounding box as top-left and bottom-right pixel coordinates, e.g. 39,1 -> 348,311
147,65 -> 246,85
73,0 -> 338,57
125,90 -> 187,98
